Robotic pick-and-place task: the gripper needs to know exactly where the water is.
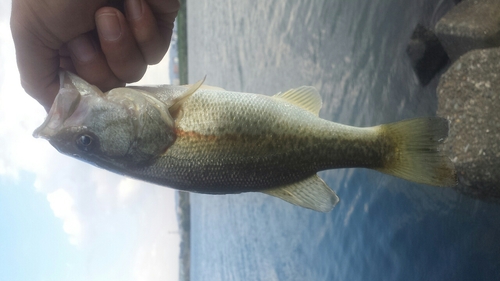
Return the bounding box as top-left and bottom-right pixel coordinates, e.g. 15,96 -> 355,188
186,0 -> 500,280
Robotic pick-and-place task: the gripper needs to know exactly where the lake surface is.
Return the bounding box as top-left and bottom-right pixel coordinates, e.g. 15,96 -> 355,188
186,0 -> 500,280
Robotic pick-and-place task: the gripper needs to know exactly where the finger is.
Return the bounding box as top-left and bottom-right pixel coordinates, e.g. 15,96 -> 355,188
146,0 -> 179,40
125,0 -> 168,64
59,45 -> 77,73
11,11 -> 60,110
67,33 -> 125,92
96,7 -> 147,83
145,0 -> 180,28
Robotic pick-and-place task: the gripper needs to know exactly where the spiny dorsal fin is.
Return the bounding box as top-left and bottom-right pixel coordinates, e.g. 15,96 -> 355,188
261,175 -> 339,212
272,86 -> 322,116
181,84 -> 226,91
200,84 -> 226,91
169,76 -> 206,118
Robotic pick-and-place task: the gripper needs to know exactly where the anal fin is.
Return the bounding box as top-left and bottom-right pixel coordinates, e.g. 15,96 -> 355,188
261,175 -> 339,212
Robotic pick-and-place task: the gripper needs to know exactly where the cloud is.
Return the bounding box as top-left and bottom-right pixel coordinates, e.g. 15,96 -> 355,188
47,188 -> 83,245
118,177 -> 141,204
0,4 -> 179,280
0,23 -> 49,181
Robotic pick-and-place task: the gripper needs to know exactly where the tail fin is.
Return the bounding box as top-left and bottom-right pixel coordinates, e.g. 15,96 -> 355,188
376,117 -> 457,187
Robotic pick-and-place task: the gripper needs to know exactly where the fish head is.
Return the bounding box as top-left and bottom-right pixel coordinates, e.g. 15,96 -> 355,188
34,71 -> 176,170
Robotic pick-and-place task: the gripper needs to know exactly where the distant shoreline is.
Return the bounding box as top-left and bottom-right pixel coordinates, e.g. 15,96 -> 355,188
176,191 -> 190,281
176,2 -> 190,281
177,0 -> 188,85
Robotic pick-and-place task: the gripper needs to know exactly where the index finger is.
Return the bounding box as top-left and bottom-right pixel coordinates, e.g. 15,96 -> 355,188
145,0 -> 179,33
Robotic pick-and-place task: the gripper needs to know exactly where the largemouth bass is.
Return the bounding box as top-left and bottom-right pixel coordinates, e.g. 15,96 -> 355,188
34,71 -> 457,212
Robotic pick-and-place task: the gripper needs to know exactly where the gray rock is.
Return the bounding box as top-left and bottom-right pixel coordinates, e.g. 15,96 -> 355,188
435,0 -> 500,61
437,47 -> 500,202
406,24 -> 449,86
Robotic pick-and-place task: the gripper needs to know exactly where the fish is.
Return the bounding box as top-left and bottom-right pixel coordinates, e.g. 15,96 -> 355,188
34,71 -> 457,212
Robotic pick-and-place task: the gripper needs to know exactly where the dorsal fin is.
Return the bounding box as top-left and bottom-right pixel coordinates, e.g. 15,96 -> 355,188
169,77 -> 206,118
261,175 -> 339,212
181,84 -> 226,91
272,86 -> 322,116
200,84 -> 226,91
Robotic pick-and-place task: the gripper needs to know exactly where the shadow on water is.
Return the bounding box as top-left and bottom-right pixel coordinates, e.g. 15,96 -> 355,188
186,0 -> 500,280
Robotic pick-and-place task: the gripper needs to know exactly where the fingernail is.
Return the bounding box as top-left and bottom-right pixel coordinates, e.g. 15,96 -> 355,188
126,0 -> 143,21
68,36 -> 96,63
97,12 -> 122,41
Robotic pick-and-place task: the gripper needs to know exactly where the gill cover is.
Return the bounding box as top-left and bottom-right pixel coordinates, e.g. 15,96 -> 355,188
34,71 -> 189,168
33,71 -> 103,139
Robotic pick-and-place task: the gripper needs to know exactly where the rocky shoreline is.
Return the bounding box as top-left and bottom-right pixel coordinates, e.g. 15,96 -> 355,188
409,0 -> 500,202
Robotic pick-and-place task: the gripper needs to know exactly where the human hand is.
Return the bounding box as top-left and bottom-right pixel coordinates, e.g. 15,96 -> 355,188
11,0 -> 179,111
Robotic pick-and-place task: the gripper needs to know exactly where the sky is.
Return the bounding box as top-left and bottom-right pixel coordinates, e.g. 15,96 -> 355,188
0,2 -> 180,281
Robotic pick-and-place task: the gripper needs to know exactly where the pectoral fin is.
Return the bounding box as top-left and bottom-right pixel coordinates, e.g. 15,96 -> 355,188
169,76 -> 206,118
261,175 -> 339,212
272,86 -> 322,116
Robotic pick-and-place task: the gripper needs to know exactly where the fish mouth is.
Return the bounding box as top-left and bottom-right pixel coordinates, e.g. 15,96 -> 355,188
33,71 -> 92,139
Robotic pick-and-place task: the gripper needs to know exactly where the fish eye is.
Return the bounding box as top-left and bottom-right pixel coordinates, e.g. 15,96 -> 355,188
76,134 -> 94,151
80,135 -> 92,146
